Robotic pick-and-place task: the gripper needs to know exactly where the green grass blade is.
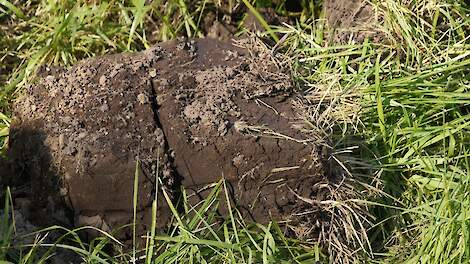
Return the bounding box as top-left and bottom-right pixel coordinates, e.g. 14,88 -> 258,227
0,0 -> 25,19
241,0 -> 279,42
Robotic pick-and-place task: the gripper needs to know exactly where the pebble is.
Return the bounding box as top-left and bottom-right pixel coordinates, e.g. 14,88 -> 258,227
137,93 -> 148,104
149,68 -> 157,78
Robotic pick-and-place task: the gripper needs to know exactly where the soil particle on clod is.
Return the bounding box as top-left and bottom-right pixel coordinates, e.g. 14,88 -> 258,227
10,37 -> 325,240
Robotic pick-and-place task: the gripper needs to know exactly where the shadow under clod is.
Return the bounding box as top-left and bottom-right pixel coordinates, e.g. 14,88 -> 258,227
2,125 -> 73,228
0,127 -> 82,263
0,156 -> 12,192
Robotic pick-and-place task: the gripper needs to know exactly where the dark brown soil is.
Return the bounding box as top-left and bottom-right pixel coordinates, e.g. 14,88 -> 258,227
202,1 -> 293,42
10,47 -> 175,233
243,7 -> 289,34
153,38 -> 320,223
8,37 -> 323,241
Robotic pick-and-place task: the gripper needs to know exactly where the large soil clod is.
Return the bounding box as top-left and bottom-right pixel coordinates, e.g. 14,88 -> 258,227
9,38 -> 323,238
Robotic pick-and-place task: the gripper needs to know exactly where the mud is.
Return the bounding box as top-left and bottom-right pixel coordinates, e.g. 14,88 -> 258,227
10,48 -> 175,234
9,37 -> 323,241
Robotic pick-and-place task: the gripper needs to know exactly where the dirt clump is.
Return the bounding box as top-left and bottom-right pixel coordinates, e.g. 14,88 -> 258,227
153,38 -> 321,224
207,21 -> 236,41
324,0 -> 384,43
203,2 -> 292,42
11,48 -> 174,235
10,37 -> 324,239
243,7 -> 289,34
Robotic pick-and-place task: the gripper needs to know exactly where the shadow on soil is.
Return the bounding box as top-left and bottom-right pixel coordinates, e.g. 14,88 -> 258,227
1,126 -> 73,228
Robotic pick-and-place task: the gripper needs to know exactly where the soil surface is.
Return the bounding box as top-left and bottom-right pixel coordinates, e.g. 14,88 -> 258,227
8,38 -> 323,241
153,38 -> 320,223
9,47 -> 175,233
2,0 -> 383,244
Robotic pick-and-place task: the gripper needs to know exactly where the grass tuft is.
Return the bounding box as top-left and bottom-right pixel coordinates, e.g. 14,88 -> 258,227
280,0 -> 469,262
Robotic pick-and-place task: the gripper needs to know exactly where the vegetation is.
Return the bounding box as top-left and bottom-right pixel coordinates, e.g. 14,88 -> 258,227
1,0 -> 469,263
284,0 -> 470,262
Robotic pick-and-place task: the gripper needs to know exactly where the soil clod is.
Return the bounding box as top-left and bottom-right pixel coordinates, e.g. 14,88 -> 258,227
9,38 -> 324,240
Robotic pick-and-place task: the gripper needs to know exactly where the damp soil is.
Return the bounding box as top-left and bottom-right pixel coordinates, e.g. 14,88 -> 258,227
153,38 -> 321,224
6,38 -> 323,242
9,46 -> 175,235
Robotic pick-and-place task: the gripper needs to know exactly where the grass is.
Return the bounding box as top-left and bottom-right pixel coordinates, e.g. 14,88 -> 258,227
281,0 -> 469,262
1,176 -> 326,263
1,0 -> 470,263
0,0 -> 213,105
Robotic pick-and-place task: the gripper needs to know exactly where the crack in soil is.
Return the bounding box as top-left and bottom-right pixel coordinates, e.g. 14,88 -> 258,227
7,38 -> 326,241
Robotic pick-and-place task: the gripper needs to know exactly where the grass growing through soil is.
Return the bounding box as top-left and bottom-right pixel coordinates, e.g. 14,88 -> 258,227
1,0 -> 470,263
1,175 -> 326,263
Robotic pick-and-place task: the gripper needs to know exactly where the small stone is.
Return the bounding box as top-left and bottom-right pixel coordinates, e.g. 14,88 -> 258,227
149,68 -> 157,78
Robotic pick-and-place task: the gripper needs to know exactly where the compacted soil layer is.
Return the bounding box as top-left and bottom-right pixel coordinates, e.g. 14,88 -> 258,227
6,38 -> 323,240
